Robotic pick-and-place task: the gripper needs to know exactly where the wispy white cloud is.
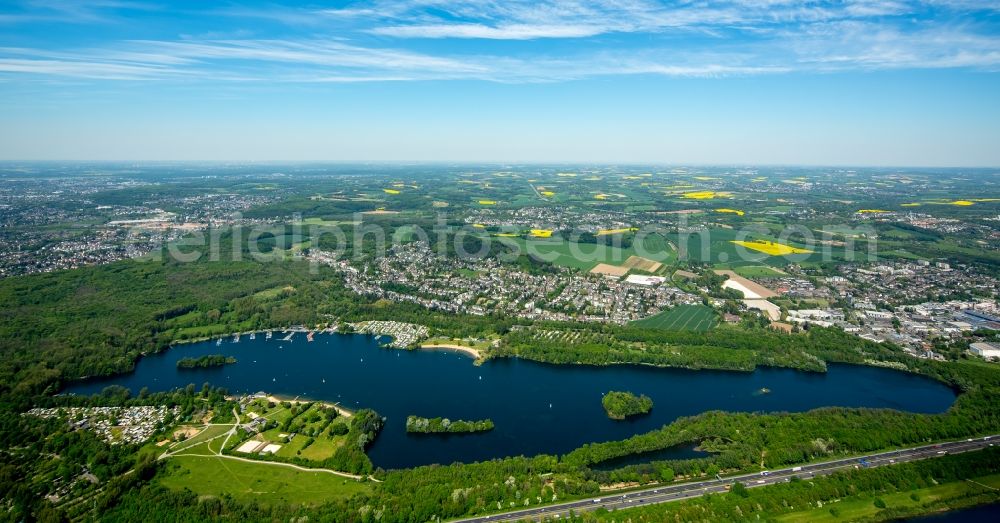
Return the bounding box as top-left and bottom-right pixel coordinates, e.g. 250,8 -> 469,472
0,37 -> 800,83
0,1 -> 998,84
781,20 -> 1000,71
350,0 -> 964,40
0,58 -> 174,80
371,22 -> 609,39
0,0 -> 160,25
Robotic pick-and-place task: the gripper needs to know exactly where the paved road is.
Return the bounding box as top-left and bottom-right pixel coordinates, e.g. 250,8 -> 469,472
456,435 -> 999,522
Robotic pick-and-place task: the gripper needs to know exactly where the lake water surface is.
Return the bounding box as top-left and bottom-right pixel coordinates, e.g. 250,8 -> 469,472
64,332 -> 957,469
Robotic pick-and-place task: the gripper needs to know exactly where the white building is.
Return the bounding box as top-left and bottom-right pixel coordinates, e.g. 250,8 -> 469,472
865,310 -> 895,321
970,342 -> 1000,360
625,274 -> 667,286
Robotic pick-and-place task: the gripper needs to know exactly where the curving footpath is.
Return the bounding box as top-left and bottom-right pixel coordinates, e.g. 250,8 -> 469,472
160,406 -> 373,481
455,435 -> 1000,522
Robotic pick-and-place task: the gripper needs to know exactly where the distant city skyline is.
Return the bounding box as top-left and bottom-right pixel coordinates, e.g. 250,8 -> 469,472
1,1 -> 999,166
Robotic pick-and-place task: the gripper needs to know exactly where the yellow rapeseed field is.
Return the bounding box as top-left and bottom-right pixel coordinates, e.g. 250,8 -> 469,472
478,200 -> 497,205
731,240 -> 813,256
529,229 -> 554,238
682,191 -> 731,200
596,227 -> 638,236
715,208 -> 745,216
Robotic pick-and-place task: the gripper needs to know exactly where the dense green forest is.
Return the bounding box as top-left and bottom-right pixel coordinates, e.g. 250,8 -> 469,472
601,391 -> 654,420
406,415 -> 495,433
175,354 -> 236,369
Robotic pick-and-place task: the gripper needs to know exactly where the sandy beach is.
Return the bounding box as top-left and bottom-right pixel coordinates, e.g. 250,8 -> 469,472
419,343 -> 482,360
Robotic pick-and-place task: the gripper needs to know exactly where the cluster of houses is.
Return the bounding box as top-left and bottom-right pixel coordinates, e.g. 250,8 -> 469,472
313,241 -> 698,325
27,405 -> 179,445
351,320 -> 429,348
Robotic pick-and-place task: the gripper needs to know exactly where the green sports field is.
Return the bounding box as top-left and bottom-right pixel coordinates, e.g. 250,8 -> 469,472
629,304 -> 718,331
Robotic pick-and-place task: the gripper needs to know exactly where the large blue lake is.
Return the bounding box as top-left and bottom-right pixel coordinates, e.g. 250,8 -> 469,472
64,332 -> 957,469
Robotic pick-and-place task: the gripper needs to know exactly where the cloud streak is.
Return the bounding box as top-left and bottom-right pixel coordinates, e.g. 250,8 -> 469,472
0,1 -> 998,83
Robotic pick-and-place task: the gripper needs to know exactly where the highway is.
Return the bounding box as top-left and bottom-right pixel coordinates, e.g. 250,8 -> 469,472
455,435 -> 998,522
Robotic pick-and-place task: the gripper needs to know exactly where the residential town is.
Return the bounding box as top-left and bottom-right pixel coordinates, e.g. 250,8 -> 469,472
312,240 -> 701,325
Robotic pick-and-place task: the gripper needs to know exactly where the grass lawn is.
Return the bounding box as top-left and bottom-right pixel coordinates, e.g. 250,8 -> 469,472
172,440 -> 215,456
237,401 -> 350,462
172,424 -> 230,450
174,321 -> 253,339
158,455 -> 370,506
298,432 -> 347,461
630,305 -> 718,332
775,473 -> 1000,523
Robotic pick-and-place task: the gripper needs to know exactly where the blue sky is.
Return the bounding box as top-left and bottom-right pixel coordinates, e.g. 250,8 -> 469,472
1,1 -> 999,165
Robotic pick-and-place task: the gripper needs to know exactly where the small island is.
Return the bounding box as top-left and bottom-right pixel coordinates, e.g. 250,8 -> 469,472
406,415 -> 494,434
176,354 -> 237,369
602,390 -> 654,420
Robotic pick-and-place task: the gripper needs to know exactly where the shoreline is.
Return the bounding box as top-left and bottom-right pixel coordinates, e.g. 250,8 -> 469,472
419,343 -> 483,360
227,392 -> 355,418
264,393 -> 355,418
166,325 -> 324,348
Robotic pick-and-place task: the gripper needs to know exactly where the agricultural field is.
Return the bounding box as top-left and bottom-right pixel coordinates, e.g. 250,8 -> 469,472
727,265 -> 787,278
731,240 -> 813,256
673,227 -> 860,267
621,255 -> 662,273
629,305 -> 718,331
501,233 -> 676,271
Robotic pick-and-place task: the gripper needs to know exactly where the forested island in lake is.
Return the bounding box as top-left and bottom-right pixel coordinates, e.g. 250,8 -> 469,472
406,415 -> 494,434
602,391 -> 654,420
176,354 -> 237,369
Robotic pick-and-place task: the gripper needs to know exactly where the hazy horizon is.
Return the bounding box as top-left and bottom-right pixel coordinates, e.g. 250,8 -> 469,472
1,160 -> 999,170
